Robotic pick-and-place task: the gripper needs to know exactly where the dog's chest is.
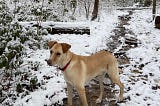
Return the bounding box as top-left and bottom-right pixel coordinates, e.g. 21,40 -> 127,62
63,72 -> 74,85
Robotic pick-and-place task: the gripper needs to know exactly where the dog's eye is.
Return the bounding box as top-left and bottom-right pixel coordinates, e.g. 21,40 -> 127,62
56,53 -> 61,56
50,50 -> 53,54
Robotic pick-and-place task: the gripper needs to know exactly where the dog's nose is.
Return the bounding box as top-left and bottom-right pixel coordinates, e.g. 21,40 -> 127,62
45,59 -> 52,66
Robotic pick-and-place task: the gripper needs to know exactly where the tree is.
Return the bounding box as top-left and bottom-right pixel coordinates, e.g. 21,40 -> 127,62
152,0 -> 156,20
78,0 -> 93,19
70,0 -> 77,16
91,0 -> 99,21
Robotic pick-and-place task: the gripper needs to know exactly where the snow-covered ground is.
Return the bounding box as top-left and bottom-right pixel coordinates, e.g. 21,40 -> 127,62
14,8 -> 160,106
120,9 -> 160,106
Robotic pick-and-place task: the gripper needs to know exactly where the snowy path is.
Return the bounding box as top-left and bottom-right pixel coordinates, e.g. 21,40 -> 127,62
120,9 -> 160,106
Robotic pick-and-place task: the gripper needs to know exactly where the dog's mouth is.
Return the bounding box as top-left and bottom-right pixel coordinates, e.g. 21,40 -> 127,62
53,64 -> 59,68
45,59 -> 60,68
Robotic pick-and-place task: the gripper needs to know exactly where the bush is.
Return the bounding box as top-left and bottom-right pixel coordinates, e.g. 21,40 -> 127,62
144,0 -> 152,7
0,1 -> 43,105
16,83 -> 23,93
0,1 -> 24,70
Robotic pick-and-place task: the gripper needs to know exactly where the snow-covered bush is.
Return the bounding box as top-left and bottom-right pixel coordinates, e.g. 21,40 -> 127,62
0,1 -> 25,104
0,1 -> 45,104
144,0 -> 152,7
0,1 -> 24,70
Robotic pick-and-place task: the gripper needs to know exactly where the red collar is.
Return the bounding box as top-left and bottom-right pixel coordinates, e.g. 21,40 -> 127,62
59,59 -> 72,72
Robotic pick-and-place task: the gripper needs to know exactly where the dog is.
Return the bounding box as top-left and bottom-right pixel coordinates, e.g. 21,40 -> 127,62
46,41 -> 124,106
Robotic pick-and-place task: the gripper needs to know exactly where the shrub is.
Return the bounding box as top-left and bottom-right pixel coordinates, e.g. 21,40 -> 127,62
0,1 -> 43,104
16,83 -> 23,93
144,0 -> 152,7
0,1 -> 24,70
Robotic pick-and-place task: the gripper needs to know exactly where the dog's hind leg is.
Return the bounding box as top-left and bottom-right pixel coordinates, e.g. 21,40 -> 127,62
107,66 -> 124,102
114,78 -> 124,101
112,78 -> 124,101
96,73 -> 105,103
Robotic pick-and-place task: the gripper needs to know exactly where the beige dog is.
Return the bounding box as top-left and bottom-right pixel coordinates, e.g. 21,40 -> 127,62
46,41 -> 124,106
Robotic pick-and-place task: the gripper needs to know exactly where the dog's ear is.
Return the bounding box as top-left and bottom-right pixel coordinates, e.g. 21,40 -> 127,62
61,43 -> 71,53
48,41 -> 57,49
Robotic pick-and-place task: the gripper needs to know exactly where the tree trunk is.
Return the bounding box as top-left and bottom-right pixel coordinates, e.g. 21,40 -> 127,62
91,0 -> 99,21
152,0 -> 156,20
83,0 -> 91,20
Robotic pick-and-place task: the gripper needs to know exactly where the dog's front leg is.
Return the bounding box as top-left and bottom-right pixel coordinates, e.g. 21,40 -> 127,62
96,74 -> 105,103
67,82 -> 73,106
76,85 -> 88,106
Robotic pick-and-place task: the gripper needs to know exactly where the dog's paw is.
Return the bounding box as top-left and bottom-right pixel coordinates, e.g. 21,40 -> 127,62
96,98 -> 102,104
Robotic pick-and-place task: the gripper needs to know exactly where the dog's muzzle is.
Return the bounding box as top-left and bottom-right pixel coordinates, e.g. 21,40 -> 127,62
45,59 -> 52,66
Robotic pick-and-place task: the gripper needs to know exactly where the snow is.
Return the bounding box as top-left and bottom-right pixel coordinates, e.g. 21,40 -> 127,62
14,8 -> 160,106
20,21 -> 90,28
120,9 -> 160,106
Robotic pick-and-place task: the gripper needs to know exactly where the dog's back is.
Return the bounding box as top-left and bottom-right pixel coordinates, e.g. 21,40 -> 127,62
71,50 -> 118,82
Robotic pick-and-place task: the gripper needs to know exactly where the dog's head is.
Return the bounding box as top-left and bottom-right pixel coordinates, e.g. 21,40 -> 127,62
46,41 -> 71,66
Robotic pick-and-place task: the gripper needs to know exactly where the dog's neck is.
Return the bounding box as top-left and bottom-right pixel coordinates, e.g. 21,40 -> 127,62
59,58 -> 72,71
59,51 -> 73,72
